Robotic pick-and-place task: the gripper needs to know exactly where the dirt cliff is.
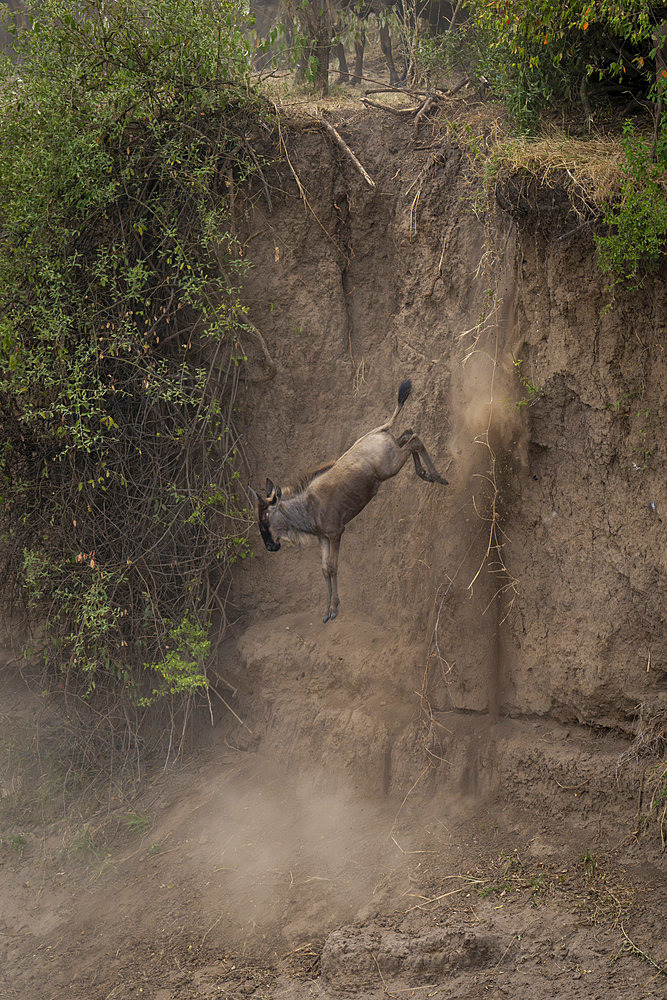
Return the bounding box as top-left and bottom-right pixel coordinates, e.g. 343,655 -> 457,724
234,110 -> 665,739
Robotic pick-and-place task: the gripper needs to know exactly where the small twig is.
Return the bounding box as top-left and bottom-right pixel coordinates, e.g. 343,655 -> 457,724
207,683 -> 253,734
200,916 -> 222,949
491,934 -> 518,972
405,878 -> 487,912
360,98 -> 417,116
319,118 -> 376,189
365,86 -> 427,100
244,321 -> 277,382
390,764 -> 430,835
446,0 -> 463,31
424,234 -> 447,298
371,953 -> 398,998
405,888 -> 465,912
612,923 -> 667,975
553,777 -> 590,791
390,835 -> 429,855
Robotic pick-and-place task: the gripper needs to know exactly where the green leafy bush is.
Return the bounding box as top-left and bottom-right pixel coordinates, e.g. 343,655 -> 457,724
0,0 -> 268,751
465,1 -> 657,130
596,119 -> 667,279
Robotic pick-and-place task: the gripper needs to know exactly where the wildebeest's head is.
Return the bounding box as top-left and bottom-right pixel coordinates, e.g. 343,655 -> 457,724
249,479 -> 281,551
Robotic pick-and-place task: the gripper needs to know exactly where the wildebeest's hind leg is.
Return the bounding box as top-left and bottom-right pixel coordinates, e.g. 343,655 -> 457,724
351,32 -> 365,85
320,535 -> 342,623
379,24 -> 400,87
402,434 -> 449,485
335,41 -> 350,84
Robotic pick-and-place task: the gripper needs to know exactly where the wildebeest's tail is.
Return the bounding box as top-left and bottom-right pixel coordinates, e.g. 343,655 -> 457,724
398,378 -> 412,407
381,377 -> 412,431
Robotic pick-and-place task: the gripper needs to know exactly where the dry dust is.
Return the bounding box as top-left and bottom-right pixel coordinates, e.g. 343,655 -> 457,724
2,625 -> 666,1000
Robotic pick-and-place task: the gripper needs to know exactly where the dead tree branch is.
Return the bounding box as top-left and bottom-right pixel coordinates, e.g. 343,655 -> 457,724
319,119 -> 376,189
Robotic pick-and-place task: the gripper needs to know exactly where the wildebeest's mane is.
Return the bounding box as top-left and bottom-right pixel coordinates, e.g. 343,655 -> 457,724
281,461 -> 334,498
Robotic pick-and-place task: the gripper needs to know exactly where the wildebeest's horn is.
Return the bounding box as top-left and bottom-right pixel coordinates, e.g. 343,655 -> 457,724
249,486 -> 266,508
265,478 -> 276,500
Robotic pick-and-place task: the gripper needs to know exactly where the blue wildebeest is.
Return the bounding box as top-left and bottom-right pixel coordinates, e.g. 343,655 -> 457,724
249,379 -> 448,622
250,0 -> 466,91
333,0 -> 466,87
249,0 -> 404,89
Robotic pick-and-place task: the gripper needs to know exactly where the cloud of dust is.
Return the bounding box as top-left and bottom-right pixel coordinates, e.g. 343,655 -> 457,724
441,256 -> 530,720
169,760 -> 410,951
448,268 -> 528,507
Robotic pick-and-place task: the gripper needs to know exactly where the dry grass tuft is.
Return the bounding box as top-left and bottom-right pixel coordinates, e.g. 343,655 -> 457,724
617,706 -> 667,772
494,131 -> 629,204
616,706 -> 667,850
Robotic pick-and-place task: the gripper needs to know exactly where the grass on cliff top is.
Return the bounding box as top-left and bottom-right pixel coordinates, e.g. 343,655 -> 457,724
262,69 -> 638,207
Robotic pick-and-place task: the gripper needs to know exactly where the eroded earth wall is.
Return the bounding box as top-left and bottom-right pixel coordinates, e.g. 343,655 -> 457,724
233,114 -> 666,735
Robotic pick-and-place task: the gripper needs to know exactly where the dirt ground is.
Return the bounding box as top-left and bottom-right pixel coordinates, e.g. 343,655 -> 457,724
1,621 -> 666,1000
1,72 -> 666,1000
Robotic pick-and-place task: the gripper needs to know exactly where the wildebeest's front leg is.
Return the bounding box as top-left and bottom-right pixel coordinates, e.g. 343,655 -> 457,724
319,534 -> 342,623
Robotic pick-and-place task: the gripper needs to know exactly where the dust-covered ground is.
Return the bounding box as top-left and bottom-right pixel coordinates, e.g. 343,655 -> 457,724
2,78 -> 666,1000
1,627 -> 666,1000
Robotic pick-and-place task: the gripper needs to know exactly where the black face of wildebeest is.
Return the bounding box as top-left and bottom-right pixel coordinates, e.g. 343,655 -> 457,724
249,481 -> 281,552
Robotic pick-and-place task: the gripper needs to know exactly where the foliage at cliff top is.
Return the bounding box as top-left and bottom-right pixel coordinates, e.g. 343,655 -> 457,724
459,1 -> 667,278
0,0 -> 272,764
466,1 -> 661,123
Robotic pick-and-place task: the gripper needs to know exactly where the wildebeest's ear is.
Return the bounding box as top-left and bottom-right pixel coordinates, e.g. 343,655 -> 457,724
266,481 -> 281,505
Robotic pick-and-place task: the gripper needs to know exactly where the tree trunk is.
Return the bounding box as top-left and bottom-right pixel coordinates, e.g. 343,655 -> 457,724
313,31 -> 331,96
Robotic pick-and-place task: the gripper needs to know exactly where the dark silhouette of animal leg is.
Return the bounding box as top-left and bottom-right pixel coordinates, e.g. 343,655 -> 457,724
379,25 -> 399,86
351,33 -> 365,85
403,434 -> 448,485
319,537 -> 332,621
328,535 -> 341,620
411,450 -> 433,481
335,41 -> 349,83
320,534 -> 341,622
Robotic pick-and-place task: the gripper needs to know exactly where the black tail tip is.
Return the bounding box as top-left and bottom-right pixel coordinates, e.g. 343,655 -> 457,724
398,379 -> 412,406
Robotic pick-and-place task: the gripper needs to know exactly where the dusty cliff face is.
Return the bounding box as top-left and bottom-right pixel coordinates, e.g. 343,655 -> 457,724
233,113 -> 666,733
